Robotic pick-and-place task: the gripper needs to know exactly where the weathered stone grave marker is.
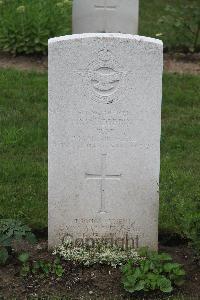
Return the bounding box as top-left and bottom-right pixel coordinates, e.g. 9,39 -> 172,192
72,0 -> 139,34
48,33 -> 163,250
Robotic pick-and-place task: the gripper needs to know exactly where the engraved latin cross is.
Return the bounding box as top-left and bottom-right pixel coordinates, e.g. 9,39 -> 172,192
85,154 -> 121,213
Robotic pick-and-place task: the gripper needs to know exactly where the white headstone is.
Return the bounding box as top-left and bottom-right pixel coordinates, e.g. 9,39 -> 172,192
72,0 -> 139,34
48,33 -> 163,250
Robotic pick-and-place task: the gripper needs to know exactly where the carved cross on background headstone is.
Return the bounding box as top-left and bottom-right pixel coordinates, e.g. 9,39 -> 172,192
94,0 -> 117,32
85,154 -> 121,213
94,0 -> 117,11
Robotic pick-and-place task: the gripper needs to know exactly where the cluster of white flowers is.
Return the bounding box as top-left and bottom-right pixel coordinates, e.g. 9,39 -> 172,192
53,241 -> 143,268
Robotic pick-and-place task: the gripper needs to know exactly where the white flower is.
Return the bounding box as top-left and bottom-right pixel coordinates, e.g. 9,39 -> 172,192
16,5 -> 25,13
156,33 -> 163,37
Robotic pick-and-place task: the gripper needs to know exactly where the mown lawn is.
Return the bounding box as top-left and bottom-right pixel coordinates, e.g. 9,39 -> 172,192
0,70 -> 47,228
0,69 -> 199,246
160,74 -> 200,242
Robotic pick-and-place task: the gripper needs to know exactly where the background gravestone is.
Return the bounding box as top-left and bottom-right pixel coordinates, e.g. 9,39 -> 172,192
48,33 -> 163,250
72,0 -> 139,34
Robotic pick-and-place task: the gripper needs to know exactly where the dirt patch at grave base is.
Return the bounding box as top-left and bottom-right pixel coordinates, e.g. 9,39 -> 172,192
0,52 -> 200,75
164,53 -> 200,75
0,53 -> 47,73
0,241 -> 199,300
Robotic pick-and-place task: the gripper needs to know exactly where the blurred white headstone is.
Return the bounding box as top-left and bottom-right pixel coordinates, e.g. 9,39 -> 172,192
72,0 -> 139,34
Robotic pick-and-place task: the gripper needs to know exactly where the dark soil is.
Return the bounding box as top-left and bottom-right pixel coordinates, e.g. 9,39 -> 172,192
0,53 -> 47,73
164,53 -> 200,75
0,52 -> 200,75
0,239 -> 199,300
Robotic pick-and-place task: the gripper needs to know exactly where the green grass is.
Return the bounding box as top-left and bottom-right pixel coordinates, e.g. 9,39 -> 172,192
0,70 -> 47,228
0,69 -> 200,247
160,74 -> 200,244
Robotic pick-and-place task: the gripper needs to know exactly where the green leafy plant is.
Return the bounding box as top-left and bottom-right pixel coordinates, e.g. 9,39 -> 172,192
158,3 -> 200,52
18,252 -> 30,276
0,0 -> 72,55
0,247 -> 9,265
122,248 -> 185,294
53,257 -> 65,277
36,260 -> 51,276
34,259 -> 64,277
0,219 -> 36,265
18,255 -> 64,278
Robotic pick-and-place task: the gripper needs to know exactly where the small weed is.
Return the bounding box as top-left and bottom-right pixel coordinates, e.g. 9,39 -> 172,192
18,255 -> 64,278
0,219 -> 36,265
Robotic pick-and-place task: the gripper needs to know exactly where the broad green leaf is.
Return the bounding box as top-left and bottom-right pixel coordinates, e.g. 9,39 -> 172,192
25,232 -> 37,244
163,262 -> 176,272
158,253 -> 172,261
174,278 -> 185,286
134,280 -> 145,291
18,252 -> 29,263
158,277 -> 173,293
0,247 -> 9,265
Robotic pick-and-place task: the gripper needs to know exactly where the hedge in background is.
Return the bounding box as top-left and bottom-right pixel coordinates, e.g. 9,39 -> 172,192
0,0 -> 72,55
158,3 -> 200,52
140,0 -> 200,53
0,0 -> 199,55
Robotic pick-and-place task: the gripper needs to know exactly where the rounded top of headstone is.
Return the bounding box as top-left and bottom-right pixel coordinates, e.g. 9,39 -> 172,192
48,33 -> 163,48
